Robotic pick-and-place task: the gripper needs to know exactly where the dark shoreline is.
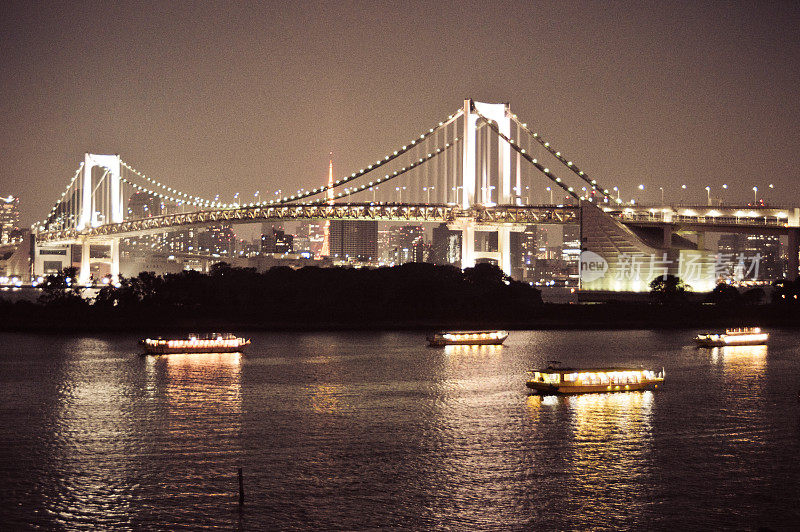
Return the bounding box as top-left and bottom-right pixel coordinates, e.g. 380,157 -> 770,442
2,302 -> 799,333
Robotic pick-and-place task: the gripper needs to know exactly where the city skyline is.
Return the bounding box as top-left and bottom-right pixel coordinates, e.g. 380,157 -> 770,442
1,2 -> 799,226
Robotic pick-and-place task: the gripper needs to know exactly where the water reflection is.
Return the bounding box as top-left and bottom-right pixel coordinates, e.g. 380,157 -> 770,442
442,344 -> 503,357
525,391 -> 656,523
708,344 -> 767,371
47,338 -> 137,527
146,352 -> 243,418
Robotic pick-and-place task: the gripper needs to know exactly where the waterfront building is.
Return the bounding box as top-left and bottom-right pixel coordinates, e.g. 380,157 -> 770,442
0,195 -> 20,244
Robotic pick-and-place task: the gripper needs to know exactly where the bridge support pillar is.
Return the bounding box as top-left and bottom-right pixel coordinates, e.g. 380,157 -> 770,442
79,240 -> 91,284
498,226 -> 511,275
788,228 -> 799,281
461,224 -> 475,269
110,238 -> 120,283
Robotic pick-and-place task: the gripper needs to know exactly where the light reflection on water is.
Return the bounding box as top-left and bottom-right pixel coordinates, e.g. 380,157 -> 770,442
0,330 -> 798,529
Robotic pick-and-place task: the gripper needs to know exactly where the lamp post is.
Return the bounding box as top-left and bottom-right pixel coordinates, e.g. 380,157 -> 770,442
638,184 -> 644,204
705,186 -> 711,206
659,186 -> 664,204
546,186 -> 553,204
681,184 -> 686,205
423,186 -> 435,204
395,186 -> 406,203
753,186 -> 758,204
721,184 -> 727,205
452,186 -> 463,205
370,186 -> 378,203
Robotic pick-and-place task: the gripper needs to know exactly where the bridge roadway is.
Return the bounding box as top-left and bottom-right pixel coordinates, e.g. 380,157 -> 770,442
610,204 -> 800,233
35,203 -> 579,245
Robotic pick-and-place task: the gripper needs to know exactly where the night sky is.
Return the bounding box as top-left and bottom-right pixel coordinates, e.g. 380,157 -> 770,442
2,1 -> 799,226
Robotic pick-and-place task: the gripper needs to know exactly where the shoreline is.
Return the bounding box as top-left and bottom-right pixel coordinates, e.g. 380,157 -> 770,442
2,302 -> 799,333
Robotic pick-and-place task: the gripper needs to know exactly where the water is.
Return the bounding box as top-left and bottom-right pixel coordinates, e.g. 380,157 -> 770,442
0,330 -> 798,530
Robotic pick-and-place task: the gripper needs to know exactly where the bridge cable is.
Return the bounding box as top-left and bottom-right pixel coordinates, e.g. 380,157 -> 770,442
304,135 -> 465,204
507,114 -> 616,203
474,113 -> 581,202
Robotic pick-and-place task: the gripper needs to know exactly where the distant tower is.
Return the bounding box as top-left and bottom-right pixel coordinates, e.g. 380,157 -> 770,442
319,153 -> 335,257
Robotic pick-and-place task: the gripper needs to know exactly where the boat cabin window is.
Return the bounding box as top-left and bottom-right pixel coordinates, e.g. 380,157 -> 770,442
536,372 -> 560,384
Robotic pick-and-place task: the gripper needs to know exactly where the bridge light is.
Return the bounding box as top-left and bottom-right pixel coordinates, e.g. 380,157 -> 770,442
567,161 -> 572,166
521,149 -> 526,154
556,152 -> 560,156
579,171 -> 584,176
544,168 -> 549,173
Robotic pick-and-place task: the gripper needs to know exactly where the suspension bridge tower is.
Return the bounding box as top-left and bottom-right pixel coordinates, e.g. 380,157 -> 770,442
458,99 -> 514,274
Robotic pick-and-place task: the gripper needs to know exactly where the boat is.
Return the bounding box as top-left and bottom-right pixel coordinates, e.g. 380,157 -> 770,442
140,333 -> 251,354
693,327 -> 768,347
526,362 -> 665,394
427,330 -> 508,346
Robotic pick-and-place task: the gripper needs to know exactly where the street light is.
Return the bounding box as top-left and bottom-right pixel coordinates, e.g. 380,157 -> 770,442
705,186 -> 711,206
659,186 -> 664,204
613,186 -> 620,201
395,186 -> 406,202
452,186 -> 463,205
638,184 -> 644,204
423,186 -> 435,204
753,186 -> 758,204
546,186 -> 553,204
370,186 -> 378,203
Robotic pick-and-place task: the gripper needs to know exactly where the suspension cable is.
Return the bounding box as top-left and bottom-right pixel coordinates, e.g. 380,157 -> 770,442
474,113 -> 581,202
507,114 -> 614,202
305,136 -> 463,204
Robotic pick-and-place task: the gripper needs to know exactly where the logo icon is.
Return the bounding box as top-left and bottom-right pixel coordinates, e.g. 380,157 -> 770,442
580,251 -> 608,282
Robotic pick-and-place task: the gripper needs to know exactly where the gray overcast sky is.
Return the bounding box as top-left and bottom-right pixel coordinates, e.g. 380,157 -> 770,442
2,1 -> 799,226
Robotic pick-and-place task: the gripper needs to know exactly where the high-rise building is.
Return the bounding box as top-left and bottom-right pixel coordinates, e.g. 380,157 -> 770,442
391,225 -> 425,264
562,224 -> 581,282
0,196 -> 20,244
716,233 -> 783,282
261,226 -> 293,254
329,220 -> 378,262
430,224 -> 461,266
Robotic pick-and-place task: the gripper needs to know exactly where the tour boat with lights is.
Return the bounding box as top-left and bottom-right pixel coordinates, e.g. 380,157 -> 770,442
140,333 -> 251,355
693,327 -> 768,348
526,363 -> 665,394
427,330 -> 509,346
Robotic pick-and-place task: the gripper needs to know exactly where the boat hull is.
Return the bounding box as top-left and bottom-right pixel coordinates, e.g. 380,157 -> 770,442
694,338 -> 767,348
427,331 -> 508,347
428,337 -> 507,347
526,380 -> 662,395
140,339 -> 250,355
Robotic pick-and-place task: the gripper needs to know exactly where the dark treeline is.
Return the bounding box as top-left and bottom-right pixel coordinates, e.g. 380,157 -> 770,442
4,264 -> 800,332
0,263 -> 543,331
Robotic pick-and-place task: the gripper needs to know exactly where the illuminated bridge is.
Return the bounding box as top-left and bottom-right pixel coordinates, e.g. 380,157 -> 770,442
33,99 -> 800,290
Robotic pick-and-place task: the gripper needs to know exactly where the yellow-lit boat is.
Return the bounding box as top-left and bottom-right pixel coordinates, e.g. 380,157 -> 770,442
694,327 -> 768,348
140,333 -> 250,355
427,330 -> 508,347
526,364 -> 665,394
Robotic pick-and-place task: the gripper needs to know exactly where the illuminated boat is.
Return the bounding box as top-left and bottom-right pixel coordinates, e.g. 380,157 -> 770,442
140,333 -> 251,354
427,330 -> 508,346
526,363 -> 665,394
694,327 -> 768,347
